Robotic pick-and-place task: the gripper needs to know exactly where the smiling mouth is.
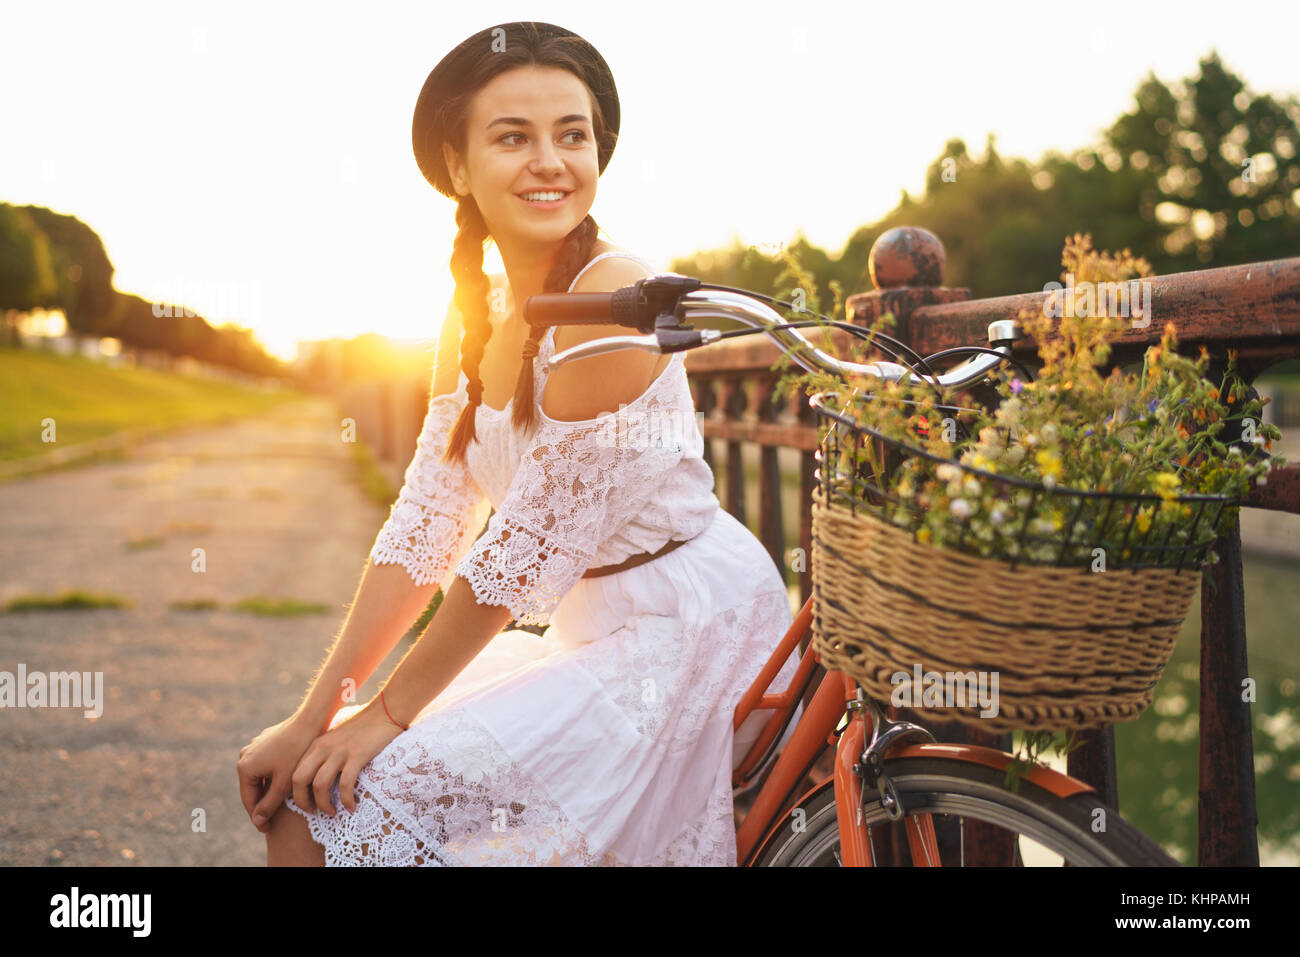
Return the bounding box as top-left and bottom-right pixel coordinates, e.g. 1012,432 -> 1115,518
517,190 -> 572,208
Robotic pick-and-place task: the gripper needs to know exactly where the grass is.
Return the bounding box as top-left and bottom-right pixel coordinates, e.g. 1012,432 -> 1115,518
350,436 -> 401,509
170,599 -> 221,611
3,590 -> 133,612
0,345 -> 301,463
124,519 -> 214,550
231,596 -> 332,617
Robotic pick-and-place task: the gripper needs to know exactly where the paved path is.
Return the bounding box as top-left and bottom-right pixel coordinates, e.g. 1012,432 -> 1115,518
0,397 -> 399,866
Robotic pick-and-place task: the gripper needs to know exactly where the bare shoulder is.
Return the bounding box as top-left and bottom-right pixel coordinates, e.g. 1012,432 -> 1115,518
543,254 -> 669,422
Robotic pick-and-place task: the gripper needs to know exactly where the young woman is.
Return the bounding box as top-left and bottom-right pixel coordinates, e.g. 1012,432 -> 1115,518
237,20 -> 799,866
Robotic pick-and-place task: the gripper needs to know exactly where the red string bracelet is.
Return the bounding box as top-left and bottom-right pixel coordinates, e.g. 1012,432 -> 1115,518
380,690 -> 408,731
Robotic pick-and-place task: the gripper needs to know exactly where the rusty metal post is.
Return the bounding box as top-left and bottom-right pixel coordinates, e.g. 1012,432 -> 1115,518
1067,727 -> 1119,817
1198,518 -> 1260,865
846,226 -> 970,339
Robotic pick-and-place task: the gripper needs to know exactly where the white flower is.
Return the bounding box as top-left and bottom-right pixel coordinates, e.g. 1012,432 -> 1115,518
989,506 -> 1007,525
963,475 -> 981,497
1041,423 -> 1059,443
949,498 -> 975,519
935,463 -> 960,481
1043,474 -> 1056,490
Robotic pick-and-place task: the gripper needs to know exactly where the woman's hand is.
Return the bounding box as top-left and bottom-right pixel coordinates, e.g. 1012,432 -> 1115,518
290,698 -> 405,816
237,713 -> 320,834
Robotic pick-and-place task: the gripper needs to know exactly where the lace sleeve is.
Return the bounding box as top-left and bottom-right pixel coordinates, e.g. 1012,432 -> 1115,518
453,413 -> 683,626
368,387 -> 491,590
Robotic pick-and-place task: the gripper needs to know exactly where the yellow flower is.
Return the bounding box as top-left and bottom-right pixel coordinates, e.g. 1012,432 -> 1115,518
916,528 -> 932,545
969,453 -> 997,473
1035,450 -> 1063,480
1136,506 -> 1153,534
1151,472 -> 1181,501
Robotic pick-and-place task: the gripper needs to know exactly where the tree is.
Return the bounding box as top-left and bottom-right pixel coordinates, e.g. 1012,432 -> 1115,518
1104,50 -> 1300,269
0,204 -> 58,345
16,205 -> 121,341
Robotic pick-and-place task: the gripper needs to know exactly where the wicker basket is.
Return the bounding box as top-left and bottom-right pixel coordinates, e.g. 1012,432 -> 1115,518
810,483 -> 1202,733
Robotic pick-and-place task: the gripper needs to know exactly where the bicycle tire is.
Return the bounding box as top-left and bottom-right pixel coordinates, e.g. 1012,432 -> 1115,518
752,755 -> 1177,866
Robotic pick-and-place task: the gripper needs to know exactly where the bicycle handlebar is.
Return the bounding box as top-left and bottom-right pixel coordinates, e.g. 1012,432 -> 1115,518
524,273 -> 1022,390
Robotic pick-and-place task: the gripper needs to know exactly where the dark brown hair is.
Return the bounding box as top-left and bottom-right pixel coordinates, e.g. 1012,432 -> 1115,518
436,36 -> 614,464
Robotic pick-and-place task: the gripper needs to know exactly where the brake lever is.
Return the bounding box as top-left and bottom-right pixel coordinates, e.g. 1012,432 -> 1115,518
631,274 -> 703,333
545,328 -> 723,369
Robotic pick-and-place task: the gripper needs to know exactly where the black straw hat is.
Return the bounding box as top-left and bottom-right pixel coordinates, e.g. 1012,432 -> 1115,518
412,21 -> 621,198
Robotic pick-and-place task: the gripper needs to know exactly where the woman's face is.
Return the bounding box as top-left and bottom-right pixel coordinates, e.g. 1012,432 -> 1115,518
444,65 -> 600,251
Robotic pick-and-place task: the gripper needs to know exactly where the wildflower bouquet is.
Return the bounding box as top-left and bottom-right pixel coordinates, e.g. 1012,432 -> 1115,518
771,236 -> 1283,736
780,235 -> 1281,571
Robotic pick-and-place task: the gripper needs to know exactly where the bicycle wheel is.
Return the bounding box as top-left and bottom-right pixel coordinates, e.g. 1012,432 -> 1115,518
753,755 -> 1177,866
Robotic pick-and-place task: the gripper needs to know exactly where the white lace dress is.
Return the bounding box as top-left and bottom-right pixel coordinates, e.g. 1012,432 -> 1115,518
284,251 -> 800,865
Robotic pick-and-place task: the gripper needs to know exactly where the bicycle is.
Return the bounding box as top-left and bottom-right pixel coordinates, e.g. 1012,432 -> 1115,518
525,273 -> 1179,867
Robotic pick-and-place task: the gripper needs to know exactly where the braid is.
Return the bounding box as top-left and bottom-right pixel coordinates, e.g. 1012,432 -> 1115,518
510,214 -> 601,432
441,198 -> 493,464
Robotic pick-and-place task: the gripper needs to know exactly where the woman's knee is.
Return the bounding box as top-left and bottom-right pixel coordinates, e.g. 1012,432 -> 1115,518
265,804 -> 325,867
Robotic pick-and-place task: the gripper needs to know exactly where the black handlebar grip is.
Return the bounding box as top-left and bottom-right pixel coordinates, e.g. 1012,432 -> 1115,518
524,292 -> 612,327
524,283 -> 649,331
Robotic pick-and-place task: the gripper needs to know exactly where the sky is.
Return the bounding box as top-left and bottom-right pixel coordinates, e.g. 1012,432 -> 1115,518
2,0 -> 1297,361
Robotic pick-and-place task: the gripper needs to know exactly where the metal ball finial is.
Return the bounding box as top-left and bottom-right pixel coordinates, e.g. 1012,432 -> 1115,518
868,226 -> 946,289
